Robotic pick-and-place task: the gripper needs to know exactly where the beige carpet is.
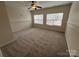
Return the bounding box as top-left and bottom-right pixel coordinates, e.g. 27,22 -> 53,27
1,28 -> 69,57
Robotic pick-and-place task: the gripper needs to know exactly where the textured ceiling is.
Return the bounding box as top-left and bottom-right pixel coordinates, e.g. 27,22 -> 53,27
39,1 -> 72,8
5,1 -> 72,10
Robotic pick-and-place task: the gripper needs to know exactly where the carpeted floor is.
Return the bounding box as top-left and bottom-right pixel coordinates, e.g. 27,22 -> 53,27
1,28 -> 69,57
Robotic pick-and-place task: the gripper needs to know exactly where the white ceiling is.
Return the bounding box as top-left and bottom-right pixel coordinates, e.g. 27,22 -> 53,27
5,1 -> 72,10
39,1 -> 72,8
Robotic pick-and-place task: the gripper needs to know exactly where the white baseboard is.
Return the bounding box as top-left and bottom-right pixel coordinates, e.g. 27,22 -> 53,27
0,49 -> 3,57
0,28 -> 29,47
0,36 -> 17,57
65,22 -> 79,57
0,38 -> 17,48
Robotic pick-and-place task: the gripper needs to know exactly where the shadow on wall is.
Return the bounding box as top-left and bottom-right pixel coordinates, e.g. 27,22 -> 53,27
65,2 -> 79,57
5,1 -> 32,32
0,2 -> 13,47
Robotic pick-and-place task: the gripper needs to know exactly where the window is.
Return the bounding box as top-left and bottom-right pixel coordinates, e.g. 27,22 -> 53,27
46,13 -> 64,26
34,14 -> 43,24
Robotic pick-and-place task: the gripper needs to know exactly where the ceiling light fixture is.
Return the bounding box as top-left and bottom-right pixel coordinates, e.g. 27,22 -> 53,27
28,1 -> 42,10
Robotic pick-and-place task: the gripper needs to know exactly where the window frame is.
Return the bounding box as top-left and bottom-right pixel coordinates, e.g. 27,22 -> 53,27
46,13 -> 64,26
33,14 -> 44,25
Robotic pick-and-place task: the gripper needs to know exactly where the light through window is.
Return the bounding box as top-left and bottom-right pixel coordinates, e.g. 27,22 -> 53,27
34,14 -> 43,24
46,13 -> 64,26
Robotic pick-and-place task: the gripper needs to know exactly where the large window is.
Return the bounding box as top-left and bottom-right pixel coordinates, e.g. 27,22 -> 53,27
34,14 -> 43,24
46,13 -> 64,26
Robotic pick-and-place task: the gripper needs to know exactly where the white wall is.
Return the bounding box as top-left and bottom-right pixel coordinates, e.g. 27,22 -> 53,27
0,2 -> 13,47
5,2 -> 32,32
0,2 -> 32,56
66,2 -> 79,56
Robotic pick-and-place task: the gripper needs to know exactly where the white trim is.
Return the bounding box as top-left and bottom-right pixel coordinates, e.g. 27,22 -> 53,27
65,22 -> 79,57
68,23 -> 79,33
0,37 -> 17,48
0,49 -> 3,57
0,28 -> 32,47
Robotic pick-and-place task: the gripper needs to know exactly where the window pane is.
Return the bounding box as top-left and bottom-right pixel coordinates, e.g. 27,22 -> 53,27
34,14 -> 43,24
46,13 -> 64,26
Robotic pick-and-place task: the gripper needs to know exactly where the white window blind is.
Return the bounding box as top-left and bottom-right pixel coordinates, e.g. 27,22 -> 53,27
46,13 -> 64,26
34,14 -> 43,24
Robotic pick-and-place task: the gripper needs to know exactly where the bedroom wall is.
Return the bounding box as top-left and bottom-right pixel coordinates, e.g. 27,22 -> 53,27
31,4 -> 71,32
0,2 -> 13,47
65,2 -> 79,56
5,2 -> 32,32
0,49 -> 3,56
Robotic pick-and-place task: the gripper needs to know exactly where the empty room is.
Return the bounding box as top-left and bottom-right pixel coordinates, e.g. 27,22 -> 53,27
0,1 -> 79,57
